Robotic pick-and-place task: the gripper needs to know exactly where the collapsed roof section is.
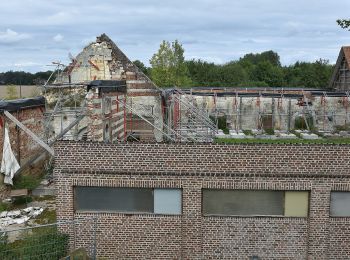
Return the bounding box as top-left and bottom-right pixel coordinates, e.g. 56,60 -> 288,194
87,80 -> 127,94
59,33 -> 159,94
0,96 -> 45,112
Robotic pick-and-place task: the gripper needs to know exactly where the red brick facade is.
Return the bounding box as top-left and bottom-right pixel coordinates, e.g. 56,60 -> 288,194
54,142 -> 350,259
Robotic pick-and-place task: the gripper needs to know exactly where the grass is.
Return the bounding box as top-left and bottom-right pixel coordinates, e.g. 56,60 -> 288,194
0,202 -> 10,212
12,196 -> 33,206
34,209 -> 57,224
215,137 -> 350,144
243,130 -> 253,136
12,174 -> 43,190
32,195 -> 55,202
0,227 -> 69,259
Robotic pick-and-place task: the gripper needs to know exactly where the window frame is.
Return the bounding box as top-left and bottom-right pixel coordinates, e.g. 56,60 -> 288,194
330,191 -> 350,218
201,189 -> 309,218
73,186 -> 183,216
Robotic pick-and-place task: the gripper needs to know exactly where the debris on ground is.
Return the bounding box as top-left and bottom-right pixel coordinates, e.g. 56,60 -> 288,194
0,207 -> 44,227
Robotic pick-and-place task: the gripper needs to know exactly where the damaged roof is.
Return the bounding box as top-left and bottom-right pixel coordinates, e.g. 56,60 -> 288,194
0,96 -> 45,112
87,80 -> 127,93
329,46 -> 350,89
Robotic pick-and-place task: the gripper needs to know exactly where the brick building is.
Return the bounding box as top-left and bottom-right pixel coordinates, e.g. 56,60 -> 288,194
55,141 -> 350,259
0,97 -> 45,196
0,97 -> 45,165
329,46 -> 350,91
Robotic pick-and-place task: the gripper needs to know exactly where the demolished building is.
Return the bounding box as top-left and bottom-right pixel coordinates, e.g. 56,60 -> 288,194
46,36 -> 350,144
330,46 -> 350,91
0,97 -> 46,192
3,34 -> 350,259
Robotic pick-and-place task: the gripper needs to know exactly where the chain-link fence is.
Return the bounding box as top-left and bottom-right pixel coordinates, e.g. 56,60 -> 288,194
0,218 -> 97,260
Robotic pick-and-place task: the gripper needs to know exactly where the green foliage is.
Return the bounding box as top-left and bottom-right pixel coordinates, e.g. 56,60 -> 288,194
5,85 -> 18,100
0,48 -> 334,90
337,19 -> 350,30
264,128 -> 275,135
133,60 -> 151,76
215,137 -> 350,145
284,59 -> 333,89
185,51 -> 333,89
32,195 -> 55,201
239,50 -> 281,67
0,71 -> 54,85
12,196 -> 33,206
294,115 -> 314,130
13,174 -> 43,190
0,202 -> 9,212
150,40 -> 192,87
0,228 -> 69,259
243,130 -> 253,136
217,117 -> 229,134
34,209 -> 57,224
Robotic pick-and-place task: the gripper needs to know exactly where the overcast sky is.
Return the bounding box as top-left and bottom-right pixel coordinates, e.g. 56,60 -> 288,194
0,0 -> 349,72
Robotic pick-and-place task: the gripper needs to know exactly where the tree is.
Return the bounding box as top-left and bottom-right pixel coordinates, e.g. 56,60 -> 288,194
337,19 -> 350,30
150,40 -> 191,87
252,61 -> 285,87
133,60 -> 150,76
6,85 -> 18,100
239,50 -> 281,67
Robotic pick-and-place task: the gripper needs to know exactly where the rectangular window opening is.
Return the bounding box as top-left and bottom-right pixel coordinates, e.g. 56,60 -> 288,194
330,191 -> 350,217
74,186 -> 182,215
202,189 -> 309,217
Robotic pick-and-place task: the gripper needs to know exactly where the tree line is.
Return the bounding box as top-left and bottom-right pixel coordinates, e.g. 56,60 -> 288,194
0,43 -> 334,89
136,41 -> 334,89
0,71 -> 53,85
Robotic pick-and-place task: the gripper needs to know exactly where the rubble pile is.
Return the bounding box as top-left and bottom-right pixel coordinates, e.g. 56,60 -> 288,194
0,207 -> 44,227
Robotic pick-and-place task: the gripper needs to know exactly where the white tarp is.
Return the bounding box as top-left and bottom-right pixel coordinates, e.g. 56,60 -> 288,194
1,125 -> 20,185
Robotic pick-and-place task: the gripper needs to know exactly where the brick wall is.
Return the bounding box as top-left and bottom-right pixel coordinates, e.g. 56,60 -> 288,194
86,90 -> 126,142
54,142 -> 350,259
0,106 -> 45,198
0,107 -> 45,166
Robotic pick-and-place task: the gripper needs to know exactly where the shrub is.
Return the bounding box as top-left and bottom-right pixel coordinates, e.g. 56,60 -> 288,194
0,228 -> 69,259
12,174 -> 42,190
294,115 -> 314,130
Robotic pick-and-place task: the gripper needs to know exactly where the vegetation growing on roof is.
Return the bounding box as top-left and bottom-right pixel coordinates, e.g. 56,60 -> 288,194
215,137 -> 350,144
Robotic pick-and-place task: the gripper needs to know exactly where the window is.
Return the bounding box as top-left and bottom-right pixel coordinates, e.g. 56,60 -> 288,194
102,96 -> 111,114
330,192 -> 350,217
74,187 -> 181,215
203,190 -> 308,217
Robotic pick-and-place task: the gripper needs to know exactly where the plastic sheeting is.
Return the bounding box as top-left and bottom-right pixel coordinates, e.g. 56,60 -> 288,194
0,96 -> 45,112
1,125 -> 20,185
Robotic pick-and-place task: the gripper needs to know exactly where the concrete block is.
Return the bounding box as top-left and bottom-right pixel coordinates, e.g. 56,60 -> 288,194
339,131 -> 349,137
300,133 -> 320,140
251,129 -> 263,135
229,133 -> 246,139
215,133 -> 228,139
255,135 -> 277,140
229,130 -> 237,135
277,133 -> 297,139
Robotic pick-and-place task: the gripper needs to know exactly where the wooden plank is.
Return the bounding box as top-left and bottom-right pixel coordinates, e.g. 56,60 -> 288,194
14,114 -> 85,176
4,110 -> 54,156
10,189 -> 28,197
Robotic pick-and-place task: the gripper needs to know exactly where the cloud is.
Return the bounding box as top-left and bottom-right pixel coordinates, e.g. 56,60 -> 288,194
53,34 -> 64,42
0,29 -> 31,44
0,0 -> 350,72
14,61 -> 42,67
